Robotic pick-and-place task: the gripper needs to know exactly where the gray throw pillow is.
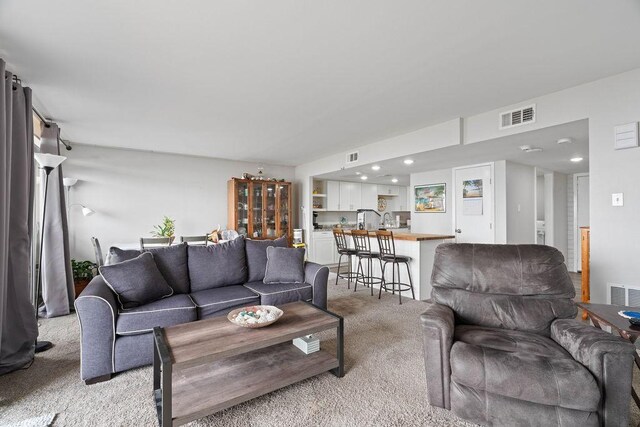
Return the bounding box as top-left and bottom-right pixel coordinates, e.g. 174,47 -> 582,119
99,252 -> 174,309
105,247 -> 140,265
245,236 -> 288,282
145,243 -> 190,294
263,246 -> 306,284
188,236 -> 248,292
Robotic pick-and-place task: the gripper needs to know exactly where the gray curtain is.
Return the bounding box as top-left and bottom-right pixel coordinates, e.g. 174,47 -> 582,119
0,59 -> 38,374
39,124 -> 73,317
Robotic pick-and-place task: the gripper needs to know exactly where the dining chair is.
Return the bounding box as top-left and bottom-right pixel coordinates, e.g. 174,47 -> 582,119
91,236 -> 104,267
179,235 -> 208,245
139,237 -> 172,251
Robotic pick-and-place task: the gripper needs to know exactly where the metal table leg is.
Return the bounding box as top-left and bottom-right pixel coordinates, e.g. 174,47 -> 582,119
153,327 -> 173,426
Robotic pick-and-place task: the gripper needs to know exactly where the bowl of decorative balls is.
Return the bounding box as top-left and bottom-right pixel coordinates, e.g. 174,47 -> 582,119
227,305 -> 284,329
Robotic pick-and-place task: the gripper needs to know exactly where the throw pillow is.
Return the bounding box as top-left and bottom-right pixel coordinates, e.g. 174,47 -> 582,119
99,252 -> 174,309
188,236 -> 248,292
263,246 -> 305,284
245,236 -> 288,282
145,243 -> 190,294
105,247 -> 140,265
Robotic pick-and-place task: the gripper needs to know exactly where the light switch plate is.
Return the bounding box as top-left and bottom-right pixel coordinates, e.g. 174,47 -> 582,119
612,193 -> 624,207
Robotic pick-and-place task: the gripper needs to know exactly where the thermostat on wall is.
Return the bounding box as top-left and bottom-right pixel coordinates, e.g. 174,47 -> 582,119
614,122 -> 639,150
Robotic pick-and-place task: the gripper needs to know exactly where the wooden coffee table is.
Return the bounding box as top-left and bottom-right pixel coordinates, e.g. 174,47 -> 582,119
152,301 -> 344,426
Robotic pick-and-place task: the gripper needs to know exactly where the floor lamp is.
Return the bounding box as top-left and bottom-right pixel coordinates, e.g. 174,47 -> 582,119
34,152 -> 67,353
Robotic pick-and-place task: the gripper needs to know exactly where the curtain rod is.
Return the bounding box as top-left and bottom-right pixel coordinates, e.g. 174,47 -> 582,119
32,106 -> 72,151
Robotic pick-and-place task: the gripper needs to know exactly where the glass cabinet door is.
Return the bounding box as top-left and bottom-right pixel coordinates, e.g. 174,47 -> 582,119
278,183 -> 290,240
265,183 -> 277,238
236,181 -> 249,236
251,183 -> 263,238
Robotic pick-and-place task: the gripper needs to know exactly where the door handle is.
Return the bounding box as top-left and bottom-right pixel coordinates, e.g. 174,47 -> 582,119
455,228 -> 462,233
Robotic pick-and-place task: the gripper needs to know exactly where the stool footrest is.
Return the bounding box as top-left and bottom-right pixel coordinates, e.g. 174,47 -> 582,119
380,282 -> 413,292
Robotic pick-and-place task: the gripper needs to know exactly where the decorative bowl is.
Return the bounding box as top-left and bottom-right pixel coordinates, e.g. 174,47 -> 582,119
227,305 -> 284,329
618,310 -> 640,326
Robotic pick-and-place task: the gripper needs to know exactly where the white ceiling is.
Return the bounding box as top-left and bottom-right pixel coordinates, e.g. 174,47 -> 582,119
1,1 -> 639,166
317,119 -> 589,185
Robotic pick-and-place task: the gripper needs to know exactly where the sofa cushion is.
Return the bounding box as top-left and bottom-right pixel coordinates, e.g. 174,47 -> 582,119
116,294 -> 196,336
245,236 -> 288,282
145,243 -> 190,294
99,252 -> 174,309
243,281 -> 312,307
188,236 -> 248,292
105,247 -> 140,265
190,285 -> 259,319
450,334 -> 600,412
263,246 -> 305,284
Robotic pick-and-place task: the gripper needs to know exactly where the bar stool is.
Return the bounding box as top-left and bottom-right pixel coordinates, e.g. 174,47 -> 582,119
376,230 -> 415,304
332,228 -> 360,289
351,229 -> 384,296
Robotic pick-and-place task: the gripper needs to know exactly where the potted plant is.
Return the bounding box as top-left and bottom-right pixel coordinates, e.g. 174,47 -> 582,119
72,259 -> 97,298
151,216 -> 176,243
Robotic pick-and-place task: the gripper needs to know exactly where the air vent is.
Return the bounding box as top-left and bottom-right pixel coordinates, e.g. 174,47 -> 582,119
499,104 -> 536,130
346,151 -> 359,165
608,283 -> 640,307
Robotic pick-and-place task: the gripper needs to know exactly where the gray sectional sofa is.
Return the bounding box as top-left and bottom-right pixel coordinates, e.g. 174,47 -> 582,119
75,236 -> 329,384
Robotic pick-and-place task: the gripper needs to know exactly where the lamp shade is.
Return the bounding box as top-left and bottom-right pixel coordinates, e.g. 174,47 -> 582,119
81,206 -> 95,216
63,177 -> 78,187
34,153 -> 66,169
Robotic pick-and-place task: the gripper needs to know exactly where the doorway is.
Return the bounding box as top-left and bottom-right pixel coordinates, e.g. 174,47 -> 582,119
574,173 -> 589,271
453,163 -> 494,244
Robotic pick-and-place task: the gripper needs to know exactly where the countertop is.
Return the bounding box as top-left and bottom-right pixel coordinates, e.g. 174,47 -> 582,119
342,230 -> 455,242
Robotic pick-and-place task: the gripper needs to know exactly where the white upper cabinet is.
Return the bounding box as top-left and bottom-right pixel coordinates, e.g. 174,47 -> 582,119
361,183 -> 378,210
326,181 -> 341,210
377,185 -> 400,196
340,182 -> 362,211
397,186 -> 408,211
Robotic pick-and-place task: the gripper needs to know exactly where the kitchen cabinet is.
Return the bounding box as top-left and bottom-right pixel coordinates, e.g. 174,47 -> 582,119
311,231 -> 337,265
397,186 -> 408,211
361,183 -> 379,210
339,182 -> 362,211
378,185 -> 400,196
326,181 -> 341,211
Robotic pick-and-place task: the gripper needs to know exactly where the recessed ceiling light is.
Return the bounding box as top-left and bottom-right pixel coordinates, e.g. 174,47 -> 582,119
403,159 -> 414,165
570,157 -> 583,162
355,171 -> 362,175
371,165 -> 381,171
360,175 -> 368,180
391,178 -> 398,183
557,138 -> 573,144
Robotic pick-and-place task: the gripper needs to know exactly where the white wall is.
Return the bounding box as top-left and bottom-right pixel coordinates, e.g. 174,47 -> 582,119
409,168 -> 453,234
566,174 -> 575,271
65,145 -> 294,260
505,162 -> 536,244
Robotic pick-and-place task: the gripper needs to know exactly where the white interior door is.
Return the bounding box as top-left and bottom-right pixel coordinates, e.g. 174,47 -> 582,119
575,174 -> 589,270
454,164 -> 494,243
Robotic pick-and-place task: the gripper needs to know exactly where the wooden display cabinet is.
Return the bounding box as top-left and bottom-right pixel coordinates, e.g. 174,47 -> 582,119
227,179 -> 293,242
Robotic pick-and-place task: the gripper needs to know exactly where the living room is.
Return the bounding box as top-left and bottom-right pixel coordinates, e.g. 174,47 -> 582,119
2,1 -> 640,426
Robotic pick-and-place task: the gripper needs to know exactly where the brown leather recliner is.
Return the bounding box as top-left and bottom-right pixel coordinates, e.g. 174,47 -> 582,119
421,243 -> 635,426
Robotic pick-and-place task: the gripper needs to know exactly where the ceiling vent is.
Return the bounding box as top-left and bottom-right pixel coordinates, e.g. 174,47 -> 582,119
346,151 -> 359,165
499,104 -> 536,130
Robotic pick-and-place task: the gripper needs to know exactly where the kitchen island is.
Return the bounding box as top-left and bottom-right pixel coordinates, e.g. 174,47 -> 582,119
342,230 -> 455,300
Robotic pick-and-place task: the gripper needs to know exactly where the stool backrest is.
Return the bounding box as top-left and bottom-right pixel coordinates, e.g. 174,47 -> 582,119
351,229 -> 372,253
376,230 -> 396,258
140,237 -> 172,251
180,235 -> 208,245
91,236 -> 104,267
333,228 -> 349,251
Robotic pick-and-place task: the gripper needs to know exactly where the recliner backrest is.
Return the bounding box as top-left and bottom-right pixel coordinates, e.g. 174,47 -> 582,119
431,243 -> 577,336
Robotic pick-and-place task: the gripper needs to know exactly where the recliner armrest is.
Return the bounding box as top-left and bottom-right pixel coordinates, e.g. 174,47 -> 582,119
420,301 -> 455,409
74,276 -> 119,383
551,318 -> 635,426
304,261 -> 329,310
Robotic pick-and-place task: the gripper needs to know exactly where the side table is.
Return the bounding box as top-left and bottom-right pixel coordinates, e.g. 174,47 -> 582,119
577,302 -> 640,410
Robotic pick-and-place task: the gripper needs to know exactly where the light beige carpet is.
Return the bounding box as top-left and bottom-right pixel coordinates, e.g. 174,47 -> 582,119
0,274 -> 638,426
